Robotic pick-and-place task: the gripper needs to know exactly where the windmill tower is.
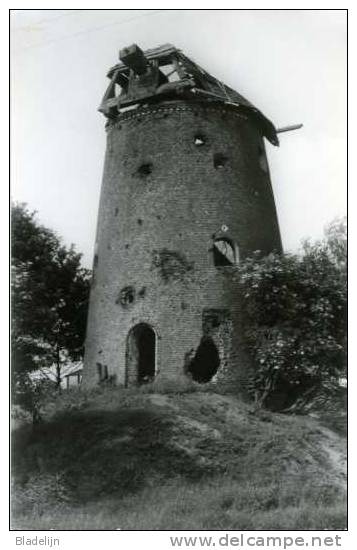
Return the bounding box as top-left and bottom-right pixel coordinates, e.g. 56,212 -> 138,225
83,44 -> 283,390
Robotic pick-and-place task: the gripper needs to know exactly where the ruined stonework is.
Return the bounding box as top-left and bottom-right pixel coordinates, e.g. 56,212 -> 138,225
83,44 -> 282,390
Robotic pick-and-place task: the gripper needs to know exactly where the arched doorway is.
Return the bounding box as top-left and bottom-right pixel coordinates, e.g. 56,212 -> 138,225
126,323 -> 156,386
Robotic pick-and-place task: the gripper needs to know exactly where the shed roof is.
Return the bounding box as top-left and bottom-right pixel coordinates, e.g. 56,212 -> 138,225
64,367 -> 83,378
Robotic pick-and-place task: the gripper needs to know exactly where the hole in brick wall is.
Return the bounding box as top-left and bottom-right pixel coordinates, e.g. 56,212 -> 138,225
93,254 -> 99,268
125,244 -> 130,249
156,215 -> 161,220
117,286 -> 135,307
137,163 -> 153,177
137,218 -> 143,225
138,287 -> 146,298
187,337 -> 220,383
153,252 -> 160,266
114,207 -> 119,216
214,153 -> 228,169
194,134 -> 206,146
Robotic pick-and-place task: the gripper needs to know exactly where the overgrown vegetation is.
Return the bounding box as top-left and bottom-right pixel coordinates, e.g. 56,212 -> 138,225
239,218 -> 347,410
11,203 -> 91,422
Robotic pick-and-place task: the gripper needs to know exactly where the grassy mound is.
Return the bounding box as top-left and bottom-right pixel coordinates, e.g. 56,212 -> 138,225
11,386 -> 346,530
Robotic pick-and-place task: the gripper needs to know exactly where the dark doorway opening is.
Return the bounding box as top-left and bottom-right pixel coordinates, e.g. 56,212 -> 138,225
187,336 -> 220,383
126,324 -> 156,385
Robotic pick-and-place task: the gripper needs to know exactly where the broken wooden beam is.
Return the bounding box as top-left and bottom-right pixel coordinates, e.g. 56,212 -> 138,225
276,124 -> 303,134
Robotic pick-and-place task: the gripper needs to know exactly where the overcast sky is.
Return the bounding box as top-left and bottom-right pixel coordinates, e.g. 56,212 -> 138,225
11,9 -> 346,267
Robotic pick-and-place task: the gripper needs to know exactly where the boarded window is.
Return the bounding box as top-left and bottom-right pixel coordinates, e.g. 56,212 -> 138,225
213,238 -> 236,266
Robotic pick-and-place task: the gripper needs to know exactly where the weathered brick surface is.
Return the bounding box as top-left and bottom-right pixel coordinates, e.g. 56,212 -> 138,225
83,100 -> 282,390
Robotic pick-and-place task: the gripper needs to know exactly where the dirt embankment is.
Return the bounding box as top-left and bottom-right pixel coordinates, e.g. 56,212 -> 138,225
11,388 -> 347,530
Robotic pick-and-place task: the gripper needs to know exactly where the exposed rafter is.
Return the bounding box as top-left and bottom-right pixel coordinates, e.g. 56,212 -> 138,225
99,43 -> 279,146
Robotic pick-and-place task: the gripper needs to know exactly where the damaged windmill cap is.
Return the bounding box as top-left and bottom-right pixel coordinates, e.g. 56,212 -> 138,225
99,43 -> 279,146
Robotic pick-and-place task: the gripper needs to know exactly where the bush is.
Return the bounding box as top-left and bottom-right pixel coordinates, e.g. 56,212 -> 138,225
239,219 -> 346,410
12,373 -> 58,425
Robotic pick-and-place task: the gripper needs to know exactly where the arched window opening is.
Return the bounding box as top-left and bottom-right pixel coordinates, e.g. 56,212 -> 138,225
126,324 -> 156,386
187,337 -> 220,383
213,238 -> 237,266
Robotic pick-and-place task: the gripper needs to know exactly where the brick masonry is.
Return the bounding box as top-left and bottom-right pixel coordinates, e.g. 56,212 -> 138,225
82,100 -> 282,391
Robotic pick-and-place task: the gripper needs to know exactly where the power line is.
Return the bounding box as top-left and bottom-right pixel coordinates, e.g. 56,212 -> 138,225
13,10 -> 168,54
12,9 -> 85,29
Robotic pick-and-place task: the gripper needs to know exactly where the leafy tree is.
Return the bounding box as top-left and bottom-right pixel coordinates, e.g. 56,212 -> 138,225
11,203 -> 91,419
239,217 -> 347,410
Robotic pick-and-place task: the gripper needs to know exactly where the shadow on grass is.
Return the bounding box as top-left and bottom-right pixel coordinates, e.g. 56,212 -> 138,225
12,407 -> 214,506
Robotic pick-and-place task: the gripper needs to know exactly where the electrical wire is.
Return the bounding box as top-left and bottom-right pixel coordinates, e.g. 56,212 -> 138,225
13,10 -> 168,54
12,9 -> 85,28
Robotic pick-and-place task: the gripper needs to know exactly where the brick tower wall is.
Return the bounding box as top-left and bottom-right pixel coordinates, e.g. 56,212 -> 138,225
82,100 -> 282,390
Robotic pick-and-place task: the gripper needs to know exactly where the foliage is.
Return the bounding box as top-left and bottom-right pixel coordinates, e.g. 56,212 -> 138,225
239,217 -> 347,409
12,373 -> 57,425
11,203 -> 91,416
